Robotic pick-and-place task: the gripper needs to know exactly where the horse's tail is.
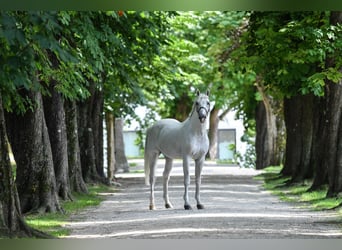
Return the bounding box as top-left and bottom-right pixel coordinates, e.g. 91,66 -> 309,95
144,130 -> 150,186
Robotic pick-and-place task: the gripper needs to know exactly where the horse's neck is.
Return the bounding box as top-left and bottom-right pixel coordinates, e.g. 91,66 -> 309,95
184,111 -> 206,136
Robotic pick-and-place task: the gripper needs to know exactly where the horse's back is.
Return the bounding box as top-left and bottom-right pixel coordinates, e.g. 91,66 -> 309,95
147,119 -> 181,135
145,118 -> 184,156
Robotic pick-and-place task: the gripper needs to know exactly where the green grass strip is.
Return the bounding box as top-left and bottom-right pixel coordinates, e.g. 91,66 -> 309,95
256,166 -> 342,213
25,184 -> 115,237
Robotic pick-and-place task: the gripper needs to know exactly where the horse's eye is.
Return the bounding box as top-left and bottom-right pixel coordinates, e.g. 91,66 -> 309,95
207,101 -> 210,106
196,101 -> 199,106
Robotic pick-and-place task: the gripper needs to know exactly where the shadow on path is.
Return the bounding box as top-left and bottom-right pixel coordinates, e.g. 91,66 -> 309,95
64,163 -> 342,239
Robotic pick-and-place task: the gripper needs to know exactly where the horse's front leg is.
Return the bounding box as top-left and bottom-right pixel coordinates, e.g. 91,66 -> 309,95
163,157 -> 173,209
195,157 -> 205,209
183,156 -> 192,210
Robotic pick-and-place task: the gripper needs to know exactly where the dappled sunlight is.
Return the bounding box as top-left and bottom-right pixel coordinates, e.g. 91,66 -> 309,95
63,221 -> 342,238
65,174 -> 342,239
65,211 -> 339,228
63,227 -> 219,239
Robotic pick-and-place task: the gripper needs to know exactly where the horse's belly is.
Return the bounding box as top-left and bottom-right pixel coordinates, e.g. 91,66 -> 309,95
157,134 -> 184,159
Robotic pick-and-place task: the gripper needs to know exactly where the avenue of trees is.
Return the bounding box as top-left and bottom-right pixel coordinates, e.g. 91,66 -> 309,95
0,11 -> 341,237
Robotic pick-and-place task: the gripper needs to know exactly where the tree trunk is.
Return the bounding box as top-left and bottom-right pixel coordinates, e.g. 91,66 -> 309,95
282,94 -> 314,182
92,89 -> 105,178
207,106 -> 219,160
326,78 -> 342,197
77,82 -> 105,183
5,90 -> 62,214
114,118 -> 129,173
255,83 -> 281,169
310,12 -> 342,195
78,100 -> 98,182
65,99 -> 88,194
0,95 -> 51,238
309,95 -> 329,190
43,82 -> 72,200
105,112 -> 115,181
325,10 -> 342,197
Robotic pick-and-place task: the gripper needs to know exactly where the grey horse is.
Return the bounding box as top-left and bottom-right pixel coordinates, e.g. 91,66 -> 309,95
144,89 -> 210,210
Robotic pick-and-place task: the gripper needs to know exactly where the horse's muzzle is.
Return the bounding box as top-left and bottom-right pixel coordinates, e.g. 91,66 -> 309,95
198,108 -> 207,123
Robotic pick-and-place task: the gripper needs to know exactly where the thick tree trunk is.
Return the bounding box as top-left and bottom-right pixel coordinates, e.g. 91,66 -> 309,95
255,101 -> 270,169
325,11 -> 342,197
282,94 -> 314,182
207,106 -> 219,160
92,89 -> 105,178
65,99 -> 88,194
77,84 -> 104,183
0,95 -> 51,238
114,118 -> 129,173
308,95 -> 328,190
310,12 -> 342,195
105,112 -> 115,181
78,100 -> 98,182
43,82 -> 72,200
255,83 -> 281,170
325,79 -> 342,197
5,90 -> 62,214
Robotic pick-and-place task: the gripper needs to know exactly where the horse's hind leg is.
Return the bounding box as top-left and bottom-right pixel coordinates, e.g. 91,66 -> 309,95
149,152 -> 159,210
163,157 -> 173,209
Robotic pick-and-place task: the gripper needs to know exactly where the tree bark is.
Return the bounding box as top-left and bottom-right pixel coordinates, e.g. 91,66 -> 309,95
114,118 -> 129,173
308,95 -> 328,190
310,12 -> 342,195
92,89 -> 105,178
0,95 -> 51,238
43,82 -> 72,200
105,112 -> 115,181
255,82 -> 282,169
282,94 -> 314,182
65,99 -> 88,193
5,90 -> 62,214
326,78 -> 342,197
78,99 -> 98,183
325,10 -> 342,197
207,106 -> 219,160
77,83 -> 105,183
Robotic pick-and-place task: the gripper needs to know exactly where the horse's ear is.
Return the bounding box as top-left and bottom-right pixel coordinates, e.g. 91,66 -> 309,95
196,89 -> 200,96
206,89 -> 210,96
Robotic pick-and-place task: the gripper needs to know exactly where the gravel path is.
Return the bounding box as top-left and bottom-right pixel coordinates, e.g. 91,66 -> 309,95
64,160 -> 342,239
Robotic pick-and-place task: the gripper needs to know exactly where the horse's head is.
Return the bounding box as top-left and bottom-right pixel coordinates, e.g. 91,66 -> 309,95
194,89 -> 210,124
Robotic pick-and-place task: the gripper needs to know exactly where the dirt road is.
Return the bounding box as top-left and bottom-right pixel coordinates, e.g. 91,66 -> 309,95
64,161 -> 342,239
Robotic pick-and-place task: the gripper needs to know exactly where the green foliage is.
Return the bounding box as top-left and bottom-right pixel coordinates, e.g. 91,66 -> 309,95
143,11 -> 253,122
0,11 -> 170,119
245,11 -> 341,98
0,11 -> 89,113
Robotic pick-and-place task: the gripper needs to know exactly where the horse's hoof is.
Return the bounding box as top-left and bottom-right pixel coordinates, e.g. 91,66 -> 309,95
184,205 -> 192,210
149,205 -> 155,210
197,204 -> 205,209
165,203 -> 173,209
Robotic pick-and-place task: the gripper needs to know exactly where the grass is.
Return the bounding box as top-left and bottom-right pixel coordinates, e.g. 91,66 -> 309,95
256,166 -> 342,213
25,184 -> 115,238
